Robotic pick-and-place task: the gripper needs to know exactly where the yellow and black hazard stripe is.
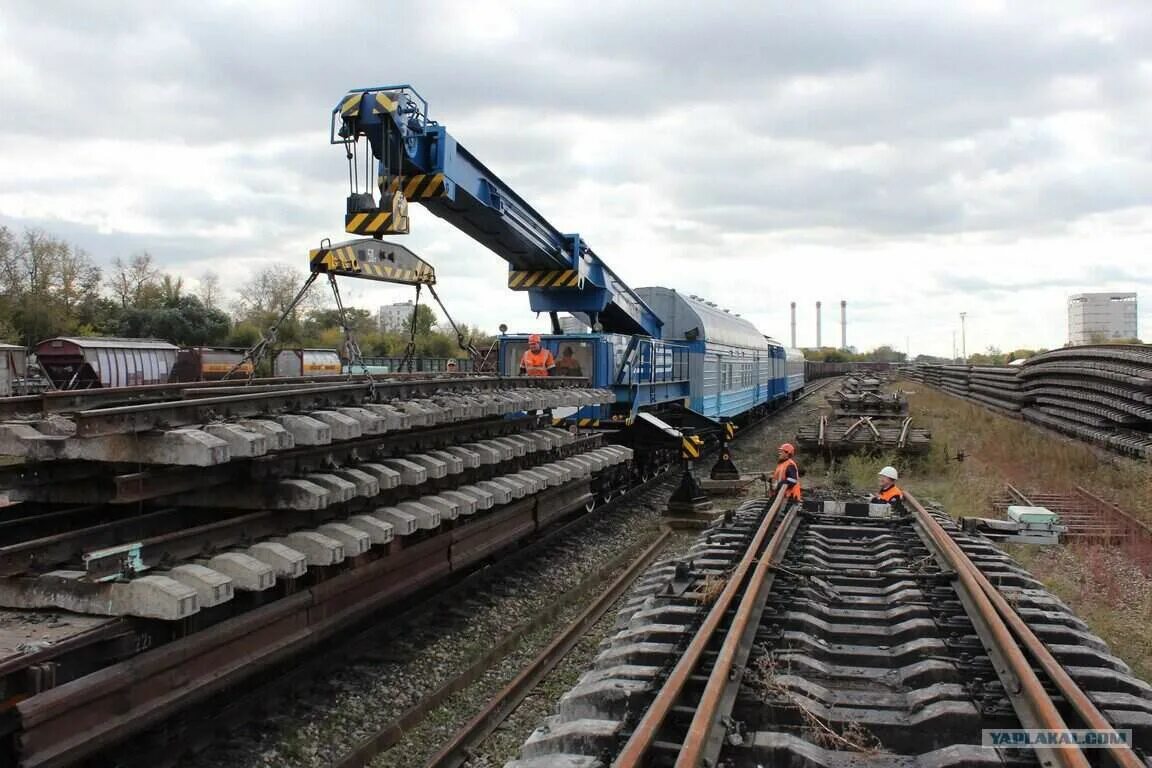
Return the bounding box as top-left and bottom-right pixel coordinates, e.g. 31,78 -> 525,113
357,262 -> 434,283
386,173 -> 447,201
339,91 -> 397,119
508,269 -> 581,290
681,435 -> 704,459
552,417 -> 600,427
724,422 -> 737,440
310,245 -> 434,284
345,211 -> 408,236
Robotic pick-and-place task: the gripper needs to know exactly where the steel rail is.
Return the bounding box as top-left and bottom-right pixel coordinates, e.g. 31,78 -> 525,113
674,504 -> 799,767
1003,483 -> 1034,506
1075,485 -> 1152,538
101,471 -> 675,768
419,529 -> 674,768
611,486 -> 786,767
907,492 -> 1140,768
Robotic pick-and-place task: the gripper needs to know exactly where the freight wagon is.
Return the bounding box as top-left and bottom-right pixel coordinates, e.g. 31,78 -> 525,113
0,344 -> 28,396
273,348 -> 344,378
34,337 -> 180,390
169,347 -> 254,382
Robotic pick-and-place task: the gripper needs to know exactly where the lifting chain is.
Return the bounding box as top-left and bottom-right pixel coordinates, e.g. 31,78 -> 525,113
224,272 -> 320,383
427,284 -> 493,373
328,273 -> 377,396
398,284 -> 422,374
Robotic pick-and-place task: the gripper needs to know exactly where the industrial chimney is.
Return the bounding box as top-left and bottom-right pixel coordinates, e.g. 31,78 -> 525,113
840,300 -> 847,350
816,301 -> 822,348
790,302 -> 797,348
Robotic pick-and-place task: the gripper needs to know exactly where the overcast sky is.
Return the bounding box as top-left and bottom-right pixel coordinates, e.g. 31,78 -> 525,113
2,0 -> 1151,357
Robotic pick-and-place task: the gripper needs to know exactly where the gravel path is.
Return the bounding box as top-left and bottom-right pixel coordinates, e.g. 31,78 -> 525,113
176,482 -> 673,768
366,529 -> 697,768
464,531 -> 698,767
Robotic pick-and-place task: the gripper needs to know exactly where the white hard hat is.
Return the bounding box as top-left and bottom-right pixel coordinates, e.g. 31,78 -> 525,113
878,466 -> 899,480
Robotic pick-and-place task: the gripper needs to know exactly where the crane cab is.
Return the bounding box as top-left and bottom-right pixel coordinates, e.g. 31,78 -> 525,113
497,333 -> 692,424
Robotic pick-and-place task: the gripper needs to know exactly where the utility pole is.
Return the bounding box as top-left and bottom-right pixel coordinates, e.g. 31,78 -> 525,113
960,312 -> 967,361
952,331 -> 957,362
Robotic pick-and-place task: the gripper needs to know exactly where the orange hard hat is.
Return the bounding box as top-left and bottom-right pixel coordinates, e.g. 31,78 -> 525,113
778,443 -> 795,456
528,334 -> 541,344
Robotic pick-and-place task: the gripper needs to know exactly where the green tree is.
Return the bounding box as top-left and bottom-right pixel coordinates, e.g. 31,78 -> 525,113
0,227 -> 104,345
303,307 -> 376,339
401,304 -> 437,337
108,252 -> 162,308
118,295 -> 231,345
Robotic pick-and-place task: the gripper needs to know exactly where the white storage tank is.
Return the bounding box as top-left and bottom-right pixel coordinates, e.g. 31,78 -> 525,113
274,348 -> 343,378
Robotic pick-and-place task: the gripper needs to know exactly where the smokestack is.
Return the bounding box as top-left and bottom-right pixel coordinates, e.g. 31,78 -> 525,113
790,302 -> 797,348
840,300 -> 847,350
816,301 -> 822,348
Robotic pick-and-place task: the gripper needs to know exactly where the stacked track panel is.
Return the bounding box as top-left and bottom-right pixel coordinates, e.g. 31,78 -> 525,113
795,377 -> 930,457
0,377 -> 620,620
0,376 -> 657,768
1018,346 -> 1152,458
906,346 -> 1152,457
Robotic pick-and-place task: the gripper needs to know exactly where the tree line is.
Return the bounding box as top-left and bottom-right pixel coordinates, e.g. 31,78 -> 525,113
0,226 -> 494,357
802,345 -> 908,363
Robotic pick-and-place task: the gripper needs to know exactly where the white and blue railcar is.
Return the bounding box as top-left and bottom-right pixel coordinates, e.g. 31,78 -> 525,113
635,288 -> 788,420
784,346 -> 806,398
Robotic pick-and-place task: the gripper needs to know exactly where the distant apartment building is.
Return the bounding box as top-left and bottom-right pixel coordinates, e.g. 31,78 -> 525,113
1067,292 -> 1138,345
378,300 -> 415,332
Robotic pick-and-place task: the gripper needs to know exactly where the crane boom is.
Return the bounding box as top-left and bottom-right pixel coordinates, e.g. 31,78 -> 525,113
332,85 -> 662,338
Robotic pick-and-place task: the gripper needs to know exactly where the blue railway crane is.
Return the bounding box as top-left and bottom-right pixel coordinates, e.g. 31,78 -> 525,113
333,85 -> 660,339
329,84 -> 806,504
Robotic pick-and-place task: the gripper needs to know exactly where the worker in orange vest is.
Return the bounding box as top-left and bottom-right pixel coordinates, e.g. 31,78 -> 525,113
872,466 -> 904,505
519,334 -> 555,377
771,443 -> 802,502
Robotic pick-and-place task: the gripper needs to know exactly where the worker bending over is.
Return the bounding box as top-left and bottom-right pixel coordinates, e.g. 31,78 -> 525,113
872,466 -> 905,506
519,334 -> 555,377
771,443 -> 802,502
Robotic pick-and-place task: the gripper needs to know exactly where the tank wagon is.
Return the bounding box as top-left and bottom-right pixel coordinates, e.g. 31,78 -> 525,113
273,348 -> 343,378
169,347 -> 254,382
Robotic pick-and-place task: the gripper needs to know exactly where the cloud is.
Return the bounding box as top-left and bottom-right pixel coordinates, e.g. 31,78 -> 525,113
2,0 -> 1152,355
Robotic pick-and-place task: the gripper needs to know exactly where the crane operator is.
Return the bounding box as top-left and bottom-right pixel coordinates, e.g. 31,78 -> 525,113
519,334 -> 556,377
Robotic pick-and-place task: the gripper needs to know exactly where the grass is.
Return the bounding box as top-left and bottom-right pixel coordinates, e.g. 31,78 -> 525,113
742,380 -> 1152,682
747,652 -> 887,755
1009,543 -> 1152,682
899,381 -> 1152,682
904,385 -> 1152,525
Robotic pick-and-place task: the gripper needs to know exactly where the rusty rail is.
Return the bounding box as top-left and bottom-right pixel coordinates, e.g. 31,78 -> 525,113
897,416 -> 911,448
907,491 -> 1141,768
674,505 -> 799,767
13,482 -> 595,768
612,487 -> 788,766
418,529 -> 673,768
